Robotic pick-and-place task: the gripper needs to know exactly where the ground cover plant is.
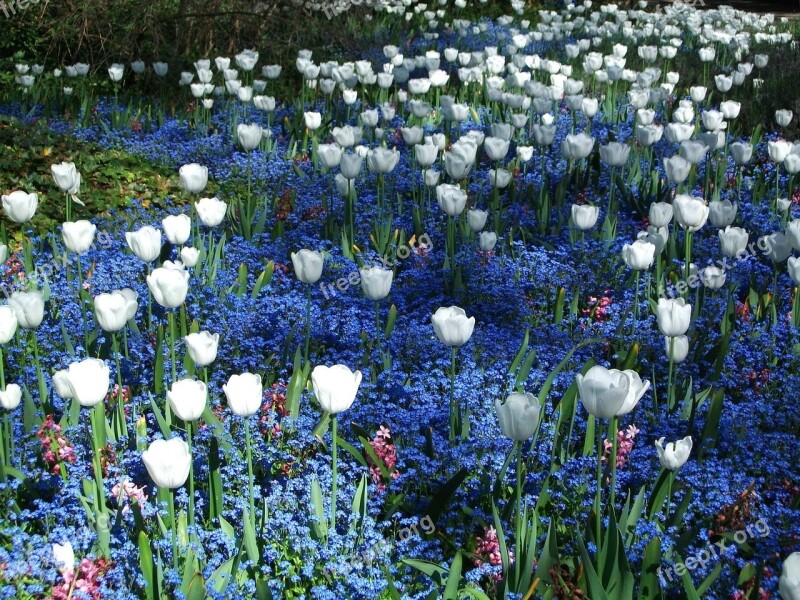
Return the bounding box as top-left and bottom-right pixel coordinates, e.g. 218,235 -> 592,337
1,0 -> 800,598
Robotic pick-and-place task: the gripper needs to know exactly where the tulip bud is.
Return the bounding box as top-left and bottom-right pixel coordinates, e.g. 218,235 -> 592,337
467,209 -> 488,232
494,392 -> 540,441
599,142 -> 630,167
413,142 -> 437,168
571,204 -> 599,231
657,298 -> 691,337
432,306 -> 475,347
673,195 -> 709,232
436,184 -> 467,217
237,123 -> 263,151
94,290 -> 130,332
8,291 -> 44,329
663,155 -> 691,185
126,226 -> 162,263
195,197 -> 227,228
780,553 -> 800,600
162,214 -> 191,246
291,249 -> 324,285
62,221 -> 97,255
184,331 -> 219,367
223,372 -> 263,416
304,111 -> 322,131
142,438 -> 191,489
360,266 -> 393,301
708,200 -> 737,228
700,265 -> 726,289
167,378 -> 207,422
654,436 -> 692,470
622,240 -> 655,270
0,306 -> 18,344
179,163 -> 209,194
424,169 -> 441,187
318,144 -> 343,169
665,335 -> 689,363
479,231 -> 498,252
2,191 -> 38,223
65,358 -> 110,407
576,365 -> 631,419
180,247 -> 200,267
0,383 -> 21,410
146,266 -> 190,308
311,364 -> 362,415
340,152 -> 364,180
52,369 -> 73,399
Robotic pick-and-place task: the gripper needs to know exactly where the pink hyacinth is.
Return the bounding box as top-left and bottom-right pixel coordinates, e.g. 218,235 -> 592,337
603,424 -> 640,469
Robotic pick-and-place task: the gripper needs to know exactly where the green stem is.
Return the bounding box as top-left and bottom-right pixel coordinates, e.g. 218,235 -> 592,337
90,404 -> 110,557
331,415 -> 338,531
594,415 -> 603,564
245,418 -> 255,530
186,421 -> 195,534
632,270 -> 640,337
168,311 -> 177,384
76,254 -> 89,352
167,488 -> 177,569
667,337 -> 676,412
0,347 -> 5,390
449,346 -> 458,442
610,417 -> 619,512
515,441 -> 523,532
112,333 -> 126,438
683,230 -> 693,297
303,284 -> 312,366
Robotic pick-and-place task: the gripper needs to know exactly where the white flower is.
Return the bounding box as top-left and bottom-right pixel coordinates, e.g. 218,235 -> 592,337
311,364 -> 362,415
654,436 -> 693,470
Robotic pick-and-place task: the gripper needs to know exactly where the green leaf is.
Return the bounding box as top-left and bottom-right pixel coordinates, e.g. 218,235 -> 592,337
509,329 -> 530,377
336,434 -> 368,468
208,556 -> 236,594
219,515 -> 235,541
678,557 -> 701,600
360,435 -> 391,480
251,261 -> 274,298
699,389 -> 724,461
697,562 -> 723,595
576,533 -> 610,600
425,468 -> 469,524
491,501 -> 510,577
138,531 -> 155,600
443,551 -> 463,600
647,469 -> 673,520
638,537 -> 662,600
312,412 -> 331,443
350,474 -> 368,537
309,477 -> 328,541
384,303 -> 397,338
242,508 -> 260,564
208,438 -> 224,521
535,519 -> 558,584
286,345 -> 309,421
402,558 -> 446,581
148,393 -> 172,439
